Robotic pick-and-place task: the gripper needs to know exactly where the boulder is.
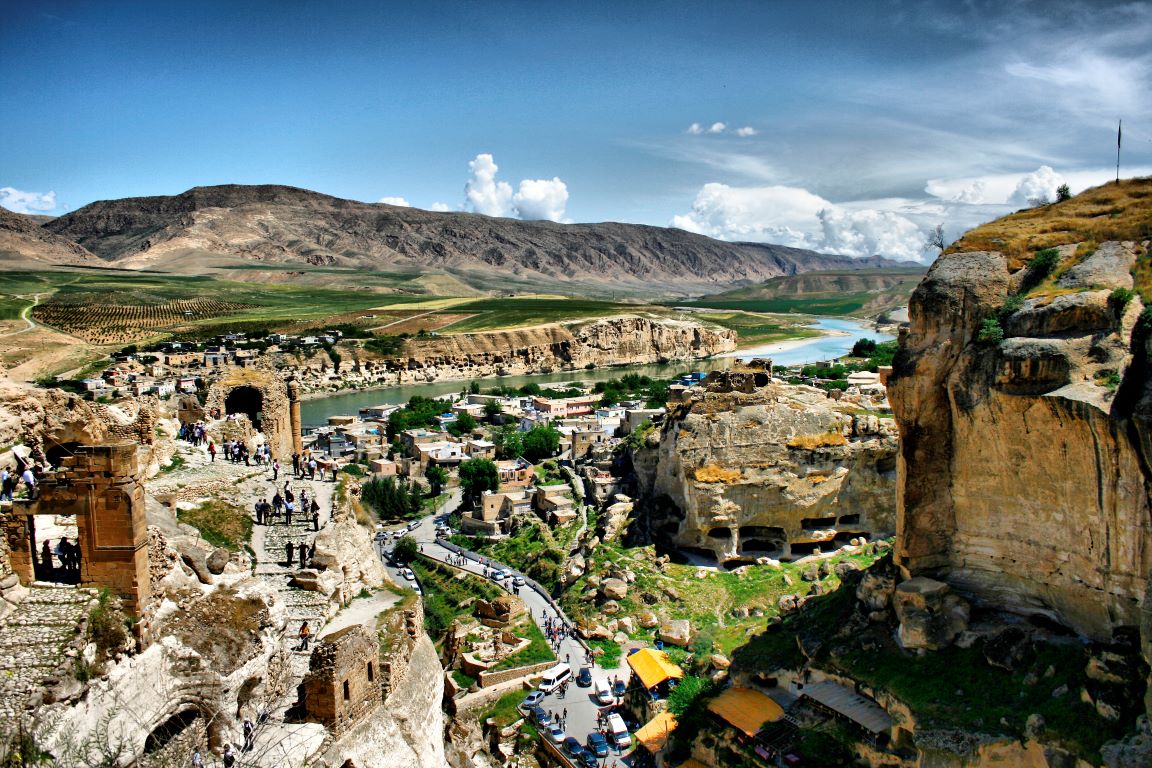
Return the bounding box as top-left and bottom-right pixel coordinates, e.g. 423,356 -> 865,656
893,577 -> 970,650
174,541 -> 213,585
637,611 -> 659,629
613,632 -> 629,644
600,578 -> 628,601
601,600 -> 620,615
659,619 -> 692,647
206,547 -> 230,575
616,616 -> 634,634
710,654 -> 731,670
856,568 -> 895,611
587,624 -> 612,640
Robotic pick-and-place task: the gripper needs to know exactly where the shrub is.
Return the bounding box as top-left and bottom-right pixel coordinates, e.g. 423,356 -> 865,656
1108,287 -> 1136,317
393,535 -> 419,564
666,675 -> 716,717
361,476 -> 423,520
976,317 -> 1005,345
1056,183 -> 1072,202
1020,248 -> 1061,292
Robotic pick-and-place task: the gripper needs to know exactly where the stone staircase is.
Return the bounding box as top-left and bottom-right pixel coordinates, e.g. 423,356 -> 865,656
0,584 -> 96,723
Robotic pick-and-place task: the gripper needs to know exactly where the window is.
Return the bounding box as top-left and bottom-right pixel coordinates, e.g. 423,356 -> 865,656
367,662 -> 374,682
343,680 -> 350,701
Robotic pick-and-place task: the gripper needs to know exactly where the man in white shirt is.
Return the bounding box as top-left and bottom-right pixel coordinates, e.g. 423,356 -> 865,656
20,466 -> 36,500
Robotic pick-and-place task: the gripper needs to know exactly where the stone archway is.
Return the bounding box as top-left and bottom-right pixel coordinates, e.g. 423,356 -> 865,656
225,386 -> 264,431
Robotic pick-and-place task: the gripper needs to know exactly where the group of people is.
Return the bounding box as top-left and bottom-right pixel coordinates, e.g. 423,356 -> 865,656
544,614 -> 573,654
290,451 -> 322,481
208,438 -> 271,466
177,421 -> 209,445
255,482 -> 322,530
40,537 -> 80,572
1,464 -> 40,501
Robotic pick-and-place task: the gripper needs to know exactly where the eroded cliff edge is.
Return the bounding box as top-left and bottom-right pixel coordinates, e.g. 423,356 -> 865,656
888,242 -> 1152,646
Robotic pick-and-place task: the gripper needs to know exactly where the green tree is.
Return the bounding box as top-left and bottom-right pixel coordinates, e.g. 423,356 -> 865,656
425,464 -> 449,497
468,380 -> 480,394
393,535 -> 419,564
976,317 -> 1005,345
447,412 -> 478,436
459,458 -> 499,504
387,395 -> 447,440
522,423 -> 561,462
483,399 -> 503,421
361,476 -> 423,520
494,424 -> 524,459
1056,183 -> 1072,202
666,675 -> 716,717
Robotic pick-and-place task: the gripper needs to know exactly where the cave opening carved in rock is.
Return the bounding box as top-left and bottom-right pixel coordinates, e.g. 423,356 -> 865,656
225,386 -> 264,431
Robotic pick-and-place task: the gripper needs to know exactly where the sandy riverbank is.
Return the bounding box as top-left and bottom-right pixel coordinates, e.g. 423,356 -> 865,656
724,328 -> 850,359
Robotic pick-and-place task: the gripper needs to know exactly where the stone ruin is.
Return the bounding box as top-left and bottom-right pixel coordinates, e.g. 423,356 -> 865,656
201,369 -> 302,459
0,443 -> 152,640
300,624 -> 382,735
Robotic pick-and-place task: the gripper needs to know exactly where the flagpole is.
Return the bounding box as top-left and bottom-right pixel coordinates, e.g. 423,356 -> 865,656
1116,120 -> 1122,182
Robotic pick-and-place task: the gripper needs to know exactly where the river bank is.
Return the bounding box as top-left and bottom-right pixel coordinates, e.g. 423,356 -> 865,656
300,317 -> 890,427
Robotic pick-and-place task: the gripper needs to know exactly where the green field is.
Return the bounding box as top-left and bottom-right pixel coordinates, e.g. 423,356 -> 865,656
677,294 -> 883,315
689,310 -> 821,346
0,295 -> 31,320
437,297 -> 640,332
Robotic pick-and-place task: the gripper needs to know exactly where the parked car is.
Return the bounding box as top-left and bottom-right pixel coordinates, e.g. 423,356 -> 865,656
562,737 -> 584,757
586,732 -> 609,758
574,750 -> 597,768
612,679 -> 627,698
512,575 -> 525,587
529,705 -> 551,728
373,531 -> 388,541
401,568 -> 416,581
576,667 -> 592,687
545,724 -> 567,745
519,691 -> 545,712
594,678 -> 614,705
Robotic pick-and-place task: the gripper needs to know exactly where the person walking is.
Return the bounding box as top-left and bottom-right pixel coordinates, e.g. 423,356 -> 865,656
298,541 -> 308,568
298,620 -> 311,651
285,500 -> 294,525
0,466 -> 10,502
285,541 -> 294,566
272,459 -> 280,481
20,466 -> 36,500
242,718 -> 254,752
291,452 -> 300,478
222,743 -> 236,768
208,441 -> 216,462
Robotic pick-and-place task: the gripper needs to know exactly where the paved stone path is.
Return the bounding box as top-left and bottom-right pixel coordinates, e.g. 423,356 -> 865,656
0,584 -> 96,723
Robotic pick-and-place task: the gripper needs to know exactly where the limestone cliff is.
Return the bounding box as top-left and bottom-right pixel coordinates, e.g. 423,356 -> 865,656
640,375 -> 897,564
889,242 -> 1152,643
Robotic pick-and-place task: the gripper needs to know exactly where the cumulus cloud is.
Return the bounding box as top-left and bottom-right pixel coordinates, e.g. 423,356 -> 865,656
512,178 -> 568,222
687,122 -> 704,135
734,126 -> 758,137
377,196 -> 410,207
0,187 -> 57,214
462,154 -> 568,222
708,122 -> 727,134
464,154 -> 514,216
671,182 -> 946,262
429,202 -> 451,212
1007,165 -> 1065,207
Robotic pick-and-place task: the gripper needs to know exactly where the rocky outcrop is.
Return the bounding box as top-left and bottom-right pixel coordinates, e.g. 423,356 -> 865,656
889,244 -> 1152,644
0,206 -> 96,266
641,380 -> 897,564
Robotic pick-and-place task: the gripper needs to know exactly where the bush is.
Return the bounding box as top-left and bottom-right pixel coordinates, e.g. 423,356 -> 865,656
361,476 -> 423,520
1021,248 -> 1060,291
1056,183 -> 1072,202
1109,287 -> 1136,317
393,535 -> 419,563
666,675 -> 716,717
976,317 -> 1005,345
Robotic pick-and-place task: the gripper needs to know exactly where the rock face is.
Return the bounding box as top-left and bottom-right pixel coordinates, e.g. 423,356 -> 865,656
397,315 -> 737,376
889,244 -> 1152,643
641,379 -> 897,564
893,576 -> 970,650
42,183 -> 912,297
0,206 -> 96,266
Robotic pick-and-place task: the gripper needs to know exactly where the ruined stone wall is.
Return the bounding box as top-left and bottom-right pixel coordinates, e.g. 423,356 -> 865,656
645,384 -> 897,564
889,246 -> 1152,642
302,624 -> 381,734
203,368 -> 295,459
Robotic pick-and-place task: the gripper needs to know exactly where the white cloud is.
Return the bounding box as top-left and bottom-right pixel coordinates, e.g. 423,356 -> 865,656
429,202 -> 451,212
464,153 -> 514,216
1007,165 -> 1065,206
377,196 -> 410,207
0,186 -> 57,214
687,122 -> 704,135
461,154 -> 568,222
708,122 -> 727,134
512,177 -> 568,222
734,126 -> 758,137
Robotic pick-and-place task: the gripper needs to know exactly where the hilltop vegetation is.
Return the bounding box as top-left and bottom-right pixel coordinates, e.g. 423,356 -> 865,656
679,268 -> 925,317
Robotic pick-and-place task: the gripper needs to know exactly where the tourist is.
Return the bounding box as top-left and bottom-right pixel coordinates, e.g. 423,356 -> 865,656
285,500 -> 294,525
21,465 -> 36,500
272,459 -> 280,481
222,743 -> 236,768
312,509 -> 320,532
242,717 -> 254,751
0,466 -> 12,502
292,452 -> 300,477
41,539 -> 52,571
191,747 -> 203,767
285,541 -> 294,566
208,442 -> 216,462
254,499 -> 264,525
298,541 -> 308,568
298,620 -> 311,651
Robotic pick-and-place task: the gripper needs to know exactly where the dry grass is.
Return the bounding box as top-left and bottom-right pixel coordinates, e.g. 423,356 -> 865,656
787,432 -> 848,449
948,178 -> 1152,270
694,464 -> 743,483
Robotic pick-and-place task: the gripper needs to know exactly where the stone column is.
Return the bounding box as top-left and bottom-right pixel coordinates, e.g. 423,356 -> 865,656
287,378 -> 303,455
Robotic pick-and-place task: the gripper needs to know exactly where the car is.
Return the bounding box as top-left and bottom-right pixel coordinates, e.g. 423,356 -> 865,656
519,691 -> 545,711
586,733 -> 609,758
575,667 -> 592,687
528,705 -> 551,727
407,520 -> 420,531
574,750 -> 598,768
593,678 -> 614,705
373,531 -> 388,541
545,724 -> 566,745
490,570 -> 506,582
612,679 -> 627,698
401,568 -> 416,581
562,736 -> 584,757
512,575 -> 525,587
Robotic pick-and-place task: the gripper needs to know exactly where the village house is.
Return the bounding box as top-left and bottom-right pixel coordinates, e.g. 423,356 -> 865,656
464,438 -> 496,460
534,484 -> 577,524
496,457 -> 533,489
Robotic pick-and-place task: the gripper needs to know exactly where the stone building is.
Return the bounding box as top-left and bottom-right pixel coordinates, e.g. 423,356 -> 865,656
300,625 -> 382,735
201,369 -> 301,458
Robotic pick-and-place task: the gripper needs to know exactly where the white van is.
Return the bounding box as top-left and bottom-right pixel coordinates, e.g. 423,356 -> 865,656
594,678 -> 614,705
607,712 -> 631,750
537,663 -> 572,694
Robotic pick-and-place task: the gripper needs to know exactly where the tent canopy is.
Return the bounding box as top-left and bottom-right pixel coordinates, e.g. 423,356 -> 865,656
634,711 -> 677,753
707,687 -> 785,737
627,648 -> 685,690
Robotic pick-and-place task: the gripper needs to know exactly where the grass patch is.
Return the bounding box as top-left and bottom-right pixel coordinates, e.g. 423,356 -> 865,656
587,637 -> 622,669
453,521 -> 567,592
451,669 -> 477,689
436,296 -> 634,332
490,619 -> 556,671
176,499 -> 252,551
159,453 -> 186,474
411,556 -> 502,643
481,689 -> 530,728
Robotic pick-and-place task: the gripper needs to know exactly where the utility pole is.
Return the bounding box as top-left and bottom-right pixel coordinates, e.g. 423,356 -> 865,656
1117,120 -> 1122,183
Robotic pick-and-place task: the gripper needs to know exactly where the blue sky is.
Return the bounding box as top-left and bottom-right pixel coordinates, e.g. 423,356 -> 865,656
2,0 -> 1150,261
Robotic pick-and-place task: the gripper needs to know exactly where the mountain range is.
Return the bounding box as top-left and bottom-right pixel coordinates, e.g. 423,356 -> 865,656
7,184 -> 917,297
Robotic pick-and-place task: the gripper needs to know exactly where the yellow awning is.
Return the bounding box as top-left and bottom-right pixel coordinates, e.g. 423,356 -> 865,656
707,687 -> 785,737
627,648 -> 685,690
679,760 -> 709,768
635,710 -> 678,753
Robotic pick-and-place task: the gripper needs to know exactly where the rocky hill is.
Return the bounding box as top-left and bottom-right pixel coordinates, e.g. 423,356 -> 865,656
41,184 -> 909,296
0,206 -> 95,267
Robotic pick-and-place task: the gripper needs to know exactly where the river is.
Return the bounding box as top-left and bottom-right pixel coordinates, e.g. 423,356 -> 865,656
300,317 -> 891,427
